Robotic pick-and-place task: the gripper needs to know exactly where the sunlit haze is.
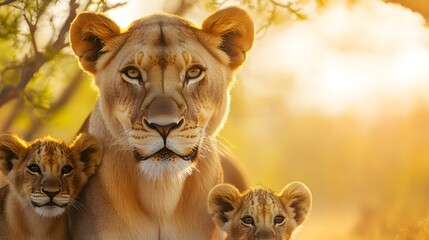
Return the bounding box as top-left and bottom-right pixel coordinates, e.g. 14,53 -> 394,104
243,0 -> 429,117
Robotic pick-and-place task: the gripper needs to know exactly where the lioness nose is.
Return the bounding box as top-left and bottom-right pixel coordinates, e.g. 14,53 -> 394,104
147,120 -> 183,139
42,188 -> 60,199
144,95 -> 185,139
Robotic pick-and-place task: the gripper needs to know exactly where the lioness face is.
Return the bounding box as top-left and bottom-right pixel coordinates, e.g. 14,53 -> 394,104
208,183 -> 312,240
0,134 -> 102,217
98,19 -> 229,180
70,8 -> 254,181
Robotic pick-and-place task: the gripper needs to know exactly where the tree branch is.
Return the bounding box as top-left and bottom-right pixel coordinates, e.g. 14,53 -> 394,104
0,0 -> 16,6
49,0 -> 78,51
100,1 -> 127,12
0,0 -> 79,108
270,0 -> 293,8
256,3 -> 277,36
23,13 -> 38,53
270,0 -> 306,20
0,52 -> 45,107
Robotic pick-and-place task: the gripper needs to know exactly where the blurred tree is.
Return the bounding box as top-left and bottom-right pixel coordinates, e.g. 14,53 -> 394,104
0,0 -> 125,139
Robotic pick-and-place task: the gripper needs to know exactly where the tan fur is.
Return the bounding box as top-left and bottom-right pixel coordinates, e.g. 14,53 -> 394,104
77,114 -> 249,192
0,133 -> 102,240
69,7 -> 253,239
208,182 -> 312,240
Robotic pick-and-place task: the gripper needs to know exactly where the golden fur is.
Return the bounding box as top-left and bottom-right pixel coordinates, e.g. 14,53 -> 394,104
0,133 -> 102,240
69,7 -> 254,239
208,182 -> 312,240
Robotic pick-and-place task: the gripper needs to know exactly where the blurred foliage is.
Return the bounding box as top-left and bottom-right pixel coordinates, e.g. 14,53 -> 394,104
204,0 -> 319,35
0,0 -> 124,139
1,1 -> 429,239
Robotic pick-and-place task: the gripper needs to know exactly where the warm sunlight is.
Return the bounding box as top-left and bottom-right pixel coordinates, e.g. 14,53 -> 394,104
107,0 -> 166,28
1,0 -> 428,239
242,0 -> 429,116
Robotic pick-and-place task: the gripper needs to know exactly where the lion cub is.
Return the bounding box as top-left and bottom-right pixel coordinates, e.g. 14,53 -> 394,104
0,133 -> 102,240
208,182 -> 312,240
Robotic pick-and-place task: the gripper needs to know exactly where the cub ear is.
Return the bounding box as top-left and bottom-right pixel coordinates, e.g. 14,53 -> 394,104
279,182 -> 312,226
0,134 -> 27,176
207,183 -> 241,229
202,7 -> 254,70
69,12 -> 121,74
70,133 -> 102,177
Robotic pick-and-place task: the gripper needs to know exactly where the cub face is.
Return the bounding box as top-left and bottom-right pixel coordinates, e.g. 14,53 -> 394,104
0,133 -> 102,217
69,8 -> 254,181
208,182 -> 312,240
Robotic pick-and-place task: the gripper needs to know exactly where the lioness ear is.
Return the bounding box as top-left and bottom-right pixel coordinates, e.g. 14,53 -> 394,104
70,133 -> 102,177
69,12 -> 121,74
279,182 -> 312,226
202,7 -> 254,70
207,184 -> 241,229
0,134 -> 27,175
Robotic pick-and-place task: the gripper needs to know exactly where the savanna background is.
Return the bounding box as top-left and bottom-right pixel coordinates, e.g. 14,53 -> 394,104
1,0 -> 429,239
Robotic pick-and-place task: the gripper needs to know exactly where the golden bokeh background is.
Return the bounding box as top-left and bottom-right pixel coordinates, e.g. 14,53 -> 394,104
1,0 -> 429,239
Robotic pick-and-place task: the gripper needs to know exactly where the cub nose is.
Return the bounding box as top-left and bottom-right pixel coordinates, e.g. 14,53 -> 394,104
42,188 -> 60,199
146,120 -> 183,139
255,228 -> 275,239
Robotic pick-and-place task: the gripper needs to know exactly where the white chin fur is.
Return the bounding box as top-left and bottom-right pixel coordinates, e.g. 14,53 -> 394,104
35,206 -> 65,218
138,159 -> 195,182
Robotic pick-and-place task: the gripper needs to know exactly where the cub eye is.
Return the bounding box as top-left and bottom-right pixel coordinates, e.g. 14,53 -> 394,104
185,66 -> 205,81
27,164 -> 41,174
241,216 -> 254,226
121,66 -> 142,82
274,215 -> 285,225
61,165 -> 74,175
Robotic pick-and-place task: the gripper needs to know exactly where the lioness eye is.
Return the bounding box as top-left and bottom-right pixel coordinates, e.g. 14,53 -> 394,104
61,165 -> 73,175
185,66 -> 205,80
121,66 -> 142,81
27,164 -> 41,174
274,215 -> 285,225
241,216 -> 254,226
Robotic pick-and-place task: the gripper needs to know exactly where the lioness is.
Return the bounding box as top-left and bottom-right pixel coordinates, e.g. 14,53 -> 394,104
208,183 -> 312,240
0,133 -> 102,240
69,7 -> 254,239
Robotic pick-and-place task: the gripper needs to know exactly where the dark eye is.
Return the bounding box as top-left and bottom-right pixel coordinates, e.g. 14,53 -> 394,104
121,66 -> 142,81
61,165 -> 73,175
274,215 -> 285,225
27,164 -> 41,174
185,66 -> 205,80
241,216 -> 254,226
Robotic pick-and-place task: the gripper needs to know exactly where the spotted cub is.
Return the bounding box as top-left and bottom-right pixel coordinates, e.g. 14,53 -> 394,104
0,133 -> 102,240
208,182 -> 312,240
